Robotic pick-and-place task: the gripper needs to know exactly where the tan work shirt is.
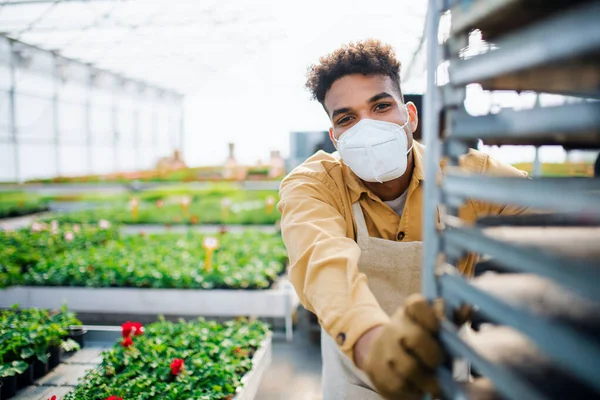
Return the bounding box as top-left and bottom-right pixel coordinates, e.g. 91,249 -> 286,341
278,141 -> 528,360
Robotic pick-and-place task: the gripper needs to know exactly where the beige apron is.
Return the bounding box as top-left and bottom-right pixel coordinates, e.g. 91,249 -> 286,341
321,202 -> 469,399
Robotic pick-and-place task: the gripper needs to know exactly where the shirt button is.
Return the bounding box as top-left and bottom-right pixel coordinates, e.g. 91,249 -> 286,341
397,231 -> 405,241
336,333 -> 346,346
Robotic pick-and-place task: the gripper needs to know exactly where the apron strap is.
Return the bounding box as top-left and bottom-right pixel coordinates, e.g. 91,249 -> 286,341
351,202 -> 369,239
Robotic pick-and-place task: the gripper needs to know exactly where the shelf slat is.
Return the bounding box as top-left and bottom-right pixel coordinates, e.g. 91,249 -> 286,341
449,0 -> 588,39
448,102 -> 600,148
478,61 -> 600,99
476,212 -> 600,227
438,318 -> 546,400
443,226 -> 600,301
439,274 -> 600,392
442,174 -> 600,217
449,2 -> 600,89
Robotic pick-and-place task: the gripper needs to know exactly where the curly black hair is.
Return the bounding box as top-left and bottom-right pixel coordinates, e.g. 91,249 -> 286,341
306,39 -> 403,107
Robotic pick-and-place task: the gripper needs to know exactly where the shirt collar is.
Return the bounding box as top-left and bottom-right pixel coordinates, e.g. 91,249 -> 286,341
342,140 -> 428,204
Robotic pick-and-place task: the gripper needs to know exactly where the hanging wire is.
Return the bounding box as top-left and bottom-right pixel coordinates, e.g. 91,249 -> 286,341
13,0 -> 63,39
56,0 -> 126,50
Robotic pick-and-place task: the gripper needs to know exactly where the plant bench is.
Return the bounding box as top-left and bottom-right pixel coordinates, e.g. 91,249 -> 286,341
11,326 -> 272,400
0,280 -> 299,341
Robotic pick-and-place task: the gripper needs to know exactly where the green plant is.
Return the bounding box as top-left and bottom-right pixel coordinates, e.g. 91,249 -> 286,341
0,221 -> 120,286
19,231 -> 287,290
51,304 -> 83,328
0,306 -> 79,371
47,190 -> 281,226
61,339 -> 81,353
64,318 -> 269,400
0,191 -> 49,219
0,360 -> 28,378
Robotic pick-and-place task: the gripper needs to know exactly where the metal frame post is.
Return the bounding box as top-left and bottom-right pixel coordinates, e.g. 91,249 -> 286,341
133,84 -> 140,170
52,53 -> 61,177
152,90 -> 158,163
179,96 -> 185,161
86,67 -> 93,175
422,0 -> 443,300
8,40 -> 20,183
112,76 -> 119,173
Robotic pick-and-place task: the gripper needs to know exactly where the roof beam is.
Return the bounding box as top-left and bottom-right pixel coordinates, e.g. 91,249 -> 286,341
1,0 -> 120,5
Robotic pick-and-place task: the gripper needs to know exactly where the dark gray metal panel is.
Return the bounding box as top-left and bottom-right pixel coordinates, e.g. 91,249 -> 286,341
436,367 -> 469,400
443,174 -> 600,217
448,102 -> 600,144
449,0 -> 588,39
439,274 -> 600,392
439,319 -> 546,400
449,2 -> 600,86
443,226 -> 599,300
422,0 -> 444,299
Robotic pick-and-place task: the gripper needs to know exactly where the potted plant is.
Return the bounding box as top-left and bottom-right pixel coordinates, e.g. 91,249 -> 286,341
52,305 -> 86,350
0,361 -> 28,399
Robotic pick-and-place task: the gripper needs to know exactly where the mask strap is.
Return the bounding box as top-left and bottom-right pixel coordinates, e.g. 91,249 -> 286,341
403,105 -> 413,155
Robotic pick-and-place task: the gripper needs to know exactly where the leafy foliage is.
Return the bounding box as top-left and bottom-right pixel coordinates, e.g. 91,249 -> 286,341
0,222 -> 120,287
48,190 -> 280,226
1,226 -> 287,289
0,305 -> 81,377
0,191 -> 49,219
64,318 -> 269,400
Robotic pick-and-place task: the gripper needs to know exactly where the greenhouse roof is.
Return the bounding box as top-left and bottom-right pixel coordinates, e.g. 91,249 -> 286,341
0,0 -> 428,94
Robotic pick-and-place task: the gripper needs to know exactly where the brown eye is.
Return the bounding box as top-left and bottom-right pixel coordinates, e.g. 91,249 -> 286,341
337,116 -> 353,125
374,103 -> 391,111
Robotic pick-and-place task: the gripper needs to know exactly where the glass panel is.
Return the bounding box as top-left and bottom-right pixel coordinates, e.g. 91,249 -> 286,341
19,142 -> 57,180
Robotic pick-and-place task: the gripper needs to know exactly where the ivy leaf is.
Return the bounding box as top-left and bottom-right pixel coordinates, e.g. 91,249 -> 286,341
13,360 -> 28,374
20,346 -> 34,359
35,347 -> 49,363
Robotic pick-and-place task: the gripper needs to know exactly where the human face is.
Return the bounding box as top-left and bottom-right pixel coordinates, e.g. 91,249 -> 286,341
324,74 -> 418,146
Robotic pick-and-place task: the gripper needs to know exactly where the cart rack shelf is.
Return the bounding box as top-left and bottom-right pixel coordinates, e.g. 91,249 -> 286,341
422,0 -> 600,398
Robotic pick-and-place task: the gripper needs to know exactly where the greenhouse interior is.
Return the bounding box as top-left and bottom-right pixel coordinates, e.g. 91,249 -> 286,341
0,0 -> 599,399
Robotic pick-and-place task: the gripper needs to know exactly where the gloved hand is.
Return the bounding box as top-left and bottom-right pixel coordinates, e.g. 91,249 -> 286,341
363,294 -> 444,399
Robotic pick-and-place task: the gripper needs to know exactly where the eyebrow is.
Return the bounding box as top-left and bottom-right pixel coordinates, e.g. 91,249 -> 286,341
330,92 -> 395,120
368,92 -> 394,103
331,107 -> 351,120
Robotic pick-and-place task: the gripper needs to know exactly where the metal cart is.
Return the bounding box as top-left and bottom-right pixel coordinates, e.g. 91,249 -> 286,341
422,0 -> 600,398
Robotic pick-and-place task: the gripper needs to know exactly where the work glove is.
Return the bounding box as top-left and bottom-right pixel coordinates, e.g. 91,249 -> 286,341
363,294 -> 444,399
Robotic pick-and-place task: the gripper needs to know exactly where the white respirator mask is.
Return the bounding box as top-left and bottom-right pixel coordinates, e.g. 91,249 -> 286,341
333,111 -> 413,183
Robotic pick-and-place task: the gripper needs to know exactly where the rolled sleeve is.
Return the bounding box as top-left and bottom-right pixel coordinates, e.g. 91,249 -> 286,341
278,172 -> 389,360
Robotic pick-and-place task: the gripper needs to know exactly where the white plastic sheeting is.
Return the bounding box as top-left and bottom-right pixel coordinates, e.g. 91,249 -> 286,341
0,35 -> 183,182
0,0 -> 429,93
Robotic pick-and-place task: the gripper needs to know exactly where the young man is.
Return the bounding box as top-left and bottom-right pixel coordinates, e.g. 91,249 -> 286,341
278,39 -> 527,399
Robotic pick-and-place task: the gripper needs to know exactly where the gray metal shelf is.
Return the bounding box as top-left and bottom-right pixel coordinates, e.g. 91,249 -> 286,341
423,0 -> 600,398
475,213 -> 600,227
449,1 -> 600,96
438,274 -> 600,392
447,102 -> 600,148
443,173 -> 600,217
442,225 -> 599,301
449,0 -> 589,39
438,319 -> 547,400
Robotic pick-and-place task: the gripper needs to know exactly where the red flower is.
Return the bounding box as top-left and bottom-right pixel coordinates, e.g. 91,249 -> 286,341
170,358 -> 184,375
131,322 -> 144,336
48,396 -> 56,400
121,321 -> 134,338
121,337 -> 133,347
233,347 -> 248,357
121,321 -> 144,337
105,397 -> 123,400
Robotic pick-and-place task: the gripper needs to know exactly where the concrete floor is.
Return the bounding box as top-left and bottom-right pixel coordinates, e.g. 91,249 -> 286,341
257,308 -> 323,400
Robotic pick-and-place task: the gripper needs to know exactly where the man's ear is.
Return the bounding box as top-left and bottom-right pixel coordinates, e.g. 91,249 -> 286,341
405,101 -> 419,134
329,127 -> 338,149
